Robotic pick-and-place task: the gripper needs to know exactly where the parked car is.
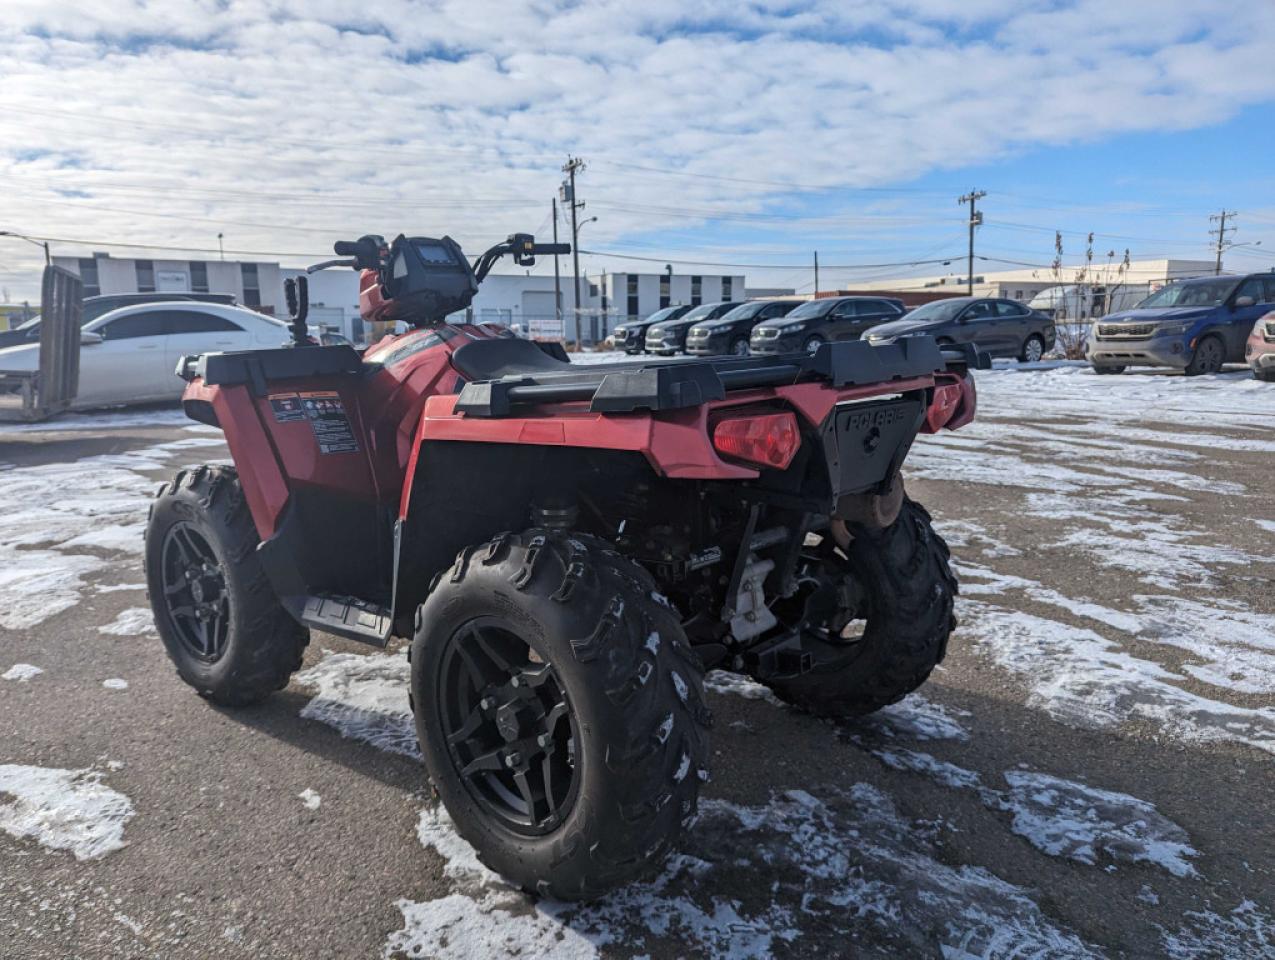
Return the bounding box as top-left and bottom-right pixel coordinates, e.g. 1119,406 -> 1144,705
0,314 -> 41,349
82,291 -> 238,325
645,301 -> 741,355
685,299 -> 801,356
0,293 -> 240,347
612,304 -> 692,354
1247,310 -> 1275,381
1086,273 -> 1275,375
864,297 -> 1055,361
0,301 -> 292,409
750,296 -> 905,354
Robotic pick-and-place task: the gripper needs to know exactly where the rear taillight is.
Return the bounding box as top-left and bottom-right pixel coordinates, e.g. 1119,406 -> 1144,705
712,412 -> 800,469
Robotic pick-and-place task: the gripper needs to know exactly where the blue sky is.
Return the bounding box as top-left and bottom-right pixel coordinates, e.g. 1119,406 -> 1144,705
1,0 -> 1274,299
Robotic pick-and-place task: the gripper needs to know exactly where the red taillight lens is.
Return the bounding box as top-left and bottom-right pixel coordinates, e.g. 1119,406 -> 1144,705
712,412 -> 801,469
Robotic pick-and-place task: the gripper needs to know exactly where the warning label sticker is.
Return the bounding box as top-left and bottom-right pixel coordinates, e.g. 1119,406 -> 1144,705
299,391 -> 360,454
269,393 -> 305,422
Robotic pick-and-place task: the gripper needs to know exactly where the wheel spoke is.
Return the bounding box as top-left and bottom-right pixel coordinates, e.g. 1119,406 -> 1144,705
445,701 -> 486,746
543,700 -> 569,734
460,747 -> 505,778
169,604 -> 196,620
472,625 -> 517,674
512,768 -> 541,822
519,663 -> 554,689
540,753 -> 556,812
163,578 -> 189,596
171,527 -> 199,566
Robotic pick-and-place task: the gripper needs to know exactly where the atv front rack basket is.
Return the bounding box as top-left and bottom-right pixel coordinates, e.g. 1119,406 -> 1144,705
453,336 -> 987,418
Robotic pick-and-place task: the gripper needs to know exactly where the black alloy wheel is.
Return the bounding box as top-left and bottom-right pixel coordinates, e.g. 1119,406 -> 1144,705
160,521 -> 230,662
437,617 -> 580,835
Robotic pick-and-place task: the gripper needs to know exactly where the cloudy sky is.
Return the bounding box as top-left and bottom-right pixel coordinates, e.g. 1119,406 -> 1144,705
2,0 -> 1275,301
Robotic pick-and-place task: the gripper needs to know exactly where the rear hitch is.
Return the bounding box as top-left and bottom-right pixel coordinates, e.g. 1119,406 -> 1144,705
739,631 -> 814,680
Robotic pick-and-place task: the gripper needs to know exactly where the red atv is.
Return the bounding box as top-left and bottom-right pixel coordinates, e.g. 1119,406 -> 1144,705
145,232 -> 981,899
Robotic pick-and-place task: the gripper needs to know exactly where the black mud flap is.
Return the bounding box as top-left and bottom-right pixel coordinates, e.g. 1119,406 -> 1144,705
821,392 -> 925,496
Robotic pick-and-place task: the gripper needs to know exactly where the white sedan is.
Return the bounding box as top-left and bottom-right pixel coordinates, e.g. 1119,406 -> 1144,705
0,301 -> 294,409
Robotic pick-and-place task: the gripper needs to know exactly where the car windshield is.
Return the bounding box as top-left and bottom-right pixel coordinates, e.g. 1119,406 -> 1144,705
642,306 -> 680,324
784,299 -> 838,320
717,302 -> 768,321
680,303 -> 721,321
1137,279 -> 1238,309
899,299 -> 969,322
14,316 -> 40,331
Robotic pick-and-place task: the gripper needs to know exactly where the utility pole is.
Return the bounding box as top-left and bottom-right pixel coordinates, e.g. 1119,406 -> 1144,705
813,251 -> 819,295
551,197 -> 562,337
1209,210 -> 1236,275
561,156 -> 586,350
958,190 -> 986,295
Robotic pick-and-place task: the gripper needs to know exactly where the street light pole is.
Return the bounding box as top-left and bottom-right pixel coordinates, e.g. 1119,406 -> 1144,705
0,231 -> 52,265
551,197 -> 562,337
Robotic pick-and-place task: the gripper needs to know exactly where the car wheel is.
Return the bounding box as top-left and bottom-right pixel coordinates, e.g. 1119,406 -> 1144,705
803,335 -> 825,353
1185,335 -> 1225,376
1019,334 -> 1045,363
729,338 -> 749,356
1255,368 -> 1275,382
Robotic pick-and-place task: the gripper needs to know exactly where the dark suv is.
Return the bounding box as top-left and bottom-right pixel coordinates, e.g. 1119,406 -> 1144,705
645,301 -> 742,355
612,304 -> 692,355
865,296 -> 1055,361
685,299 -> 801,356
750,296 -> 904,354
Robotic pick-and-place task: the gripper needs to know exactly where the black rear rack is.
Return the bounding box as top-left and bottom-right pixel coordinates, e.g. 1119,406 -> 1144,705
454,337 -> 988,418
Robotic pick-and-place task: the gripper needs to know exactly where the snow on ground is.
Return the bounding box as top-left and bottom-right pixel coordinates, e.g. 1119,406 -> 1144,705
294,650 -> 419,758
298,789 -> 321,810
959,601 -> 1275,755
996,771 -> 1197,878
102,678 -> 129,690
388,788 -> 1106,960
0,436 -> 225,630
0,765 -> 133,860
2,663 -> 44,682
97,607 -> 156,637
0,405 -> 188,433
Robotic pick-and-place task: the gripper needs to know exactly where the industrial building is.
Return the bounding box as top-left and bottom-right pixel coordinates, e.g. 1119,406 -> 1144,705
52,253 -> 287,316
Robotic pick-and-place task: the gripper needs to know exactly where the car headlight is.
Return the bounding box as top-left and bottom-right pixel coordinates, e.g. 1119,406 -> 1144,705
1155,321 -> 1191,336
614,326 -> 626,335
689,327 -> 704,336
778,323 -> 805,334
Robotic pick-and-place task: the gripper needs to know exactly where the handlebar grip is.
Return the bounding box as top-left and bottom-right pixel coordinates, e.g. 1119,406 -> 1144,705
333,241 -> 359,256
533,243 -> 572,255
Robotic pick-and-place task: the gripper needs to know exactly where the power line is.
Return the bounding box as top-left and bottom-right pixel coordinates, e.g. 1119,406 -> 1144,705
578,248 -> 960,270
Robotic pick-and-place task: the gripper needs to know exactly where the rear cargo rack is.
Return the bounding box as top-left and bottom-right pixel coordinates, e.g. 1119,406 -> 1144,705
454,337 -> 987,418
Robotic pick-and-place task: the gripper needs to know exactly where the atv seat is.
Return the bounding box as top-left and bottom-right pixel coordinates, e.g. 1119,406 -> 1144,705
450,337 -> 574,382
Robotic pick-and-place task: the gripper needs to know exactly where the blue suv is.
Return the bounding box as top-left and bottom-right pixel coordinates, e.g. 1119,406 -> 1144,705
1088,273 -> 1275,375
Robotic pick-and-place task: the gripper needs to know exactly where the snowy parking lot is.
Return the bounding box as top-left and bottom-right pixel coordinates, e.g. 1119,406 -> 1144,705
1,362 -> 1273,959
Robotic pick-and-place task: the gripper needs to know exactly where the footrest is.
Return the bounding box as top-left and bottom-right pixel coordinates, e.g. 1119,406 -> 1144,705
299,594 -> 392,647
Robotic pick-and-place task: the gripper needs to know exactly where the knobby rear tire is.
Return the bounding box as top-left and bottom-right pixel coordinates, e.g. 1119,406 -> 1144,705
411,530 -> 711,901
760,498 -> 958,718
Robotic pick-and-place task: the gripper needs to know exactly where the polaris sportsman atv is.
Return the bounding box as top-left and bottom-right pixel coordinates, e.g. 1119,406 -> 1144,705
145,230 -> 982,900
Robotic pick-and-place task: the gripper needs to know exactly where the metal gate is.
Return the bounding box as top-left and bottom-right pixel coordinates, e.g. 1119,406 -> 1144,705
0,266 -> 83,421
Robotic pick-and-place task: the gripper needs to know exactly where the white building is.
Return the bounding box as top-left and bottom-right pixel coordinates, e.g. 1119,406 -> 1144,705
847,258 -> 1215,317
53,252 -> 287,315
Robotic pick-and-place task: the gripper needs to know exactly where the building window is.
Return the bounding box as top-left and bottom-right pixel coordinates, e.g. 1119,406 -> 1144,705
241,263 -> 261,307
691,275 -> 702,306
78,258 -> 101,298
659,273 -> 670,309
722,277 -> 732,300
190,261 -> 209,293
589,282 -> 599,298
135,260 -> 155,293
626,274 -> 639,318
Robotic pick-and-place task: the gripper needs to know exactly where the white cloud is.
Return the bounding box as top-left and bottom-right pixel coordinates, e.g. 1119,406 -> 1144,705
0,0 -> 1271,296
